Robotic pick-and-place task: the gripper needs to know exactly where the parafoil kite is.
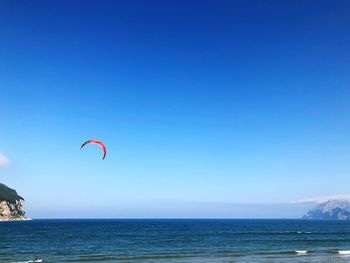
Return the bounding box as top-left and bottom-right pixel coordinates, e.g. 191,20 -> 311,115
80,139 -> 107,160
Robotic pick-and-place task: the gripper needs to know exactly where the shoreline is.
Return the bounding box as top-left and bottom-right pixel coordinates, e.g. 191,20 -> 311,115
0,217 -> 31,222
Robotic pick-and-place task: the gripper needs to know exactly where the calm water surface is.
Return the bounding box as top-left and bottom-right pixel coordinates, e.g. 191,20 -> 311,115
1,219 -> 350,262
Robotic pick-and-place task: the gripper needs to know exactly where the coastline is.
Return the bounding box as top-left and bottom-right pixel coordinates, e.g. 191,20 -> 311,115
0,217 -> 31,222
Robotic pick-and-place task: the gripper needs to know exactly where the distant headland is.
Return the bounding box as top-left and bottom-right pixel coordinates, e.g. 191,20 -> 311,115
0,183 -> 27,221
303,199 -> 350,220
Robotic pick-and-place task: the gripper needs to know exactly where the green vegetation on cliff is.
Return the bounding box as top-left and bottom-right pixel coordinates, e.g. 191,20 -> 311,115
0,183 -> 23,203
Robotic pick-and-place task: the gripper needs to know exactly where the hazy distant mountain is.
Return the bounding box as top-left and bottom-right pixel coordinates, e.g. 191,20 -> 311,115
0,183 -> 26,221
303,199 -> 350,220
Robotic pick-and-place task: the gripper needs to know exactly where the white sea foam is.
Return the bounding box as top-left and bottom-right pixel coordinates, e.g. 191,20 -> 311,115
11,260 -> 42,263
338,250 -> 350,255
295,250 -> 307,254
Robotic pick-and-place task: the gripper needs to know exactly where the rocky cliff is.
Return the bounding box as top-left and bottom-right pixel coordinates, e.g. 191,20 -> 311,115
303,199 -> 350,220
0,183 -> 26,221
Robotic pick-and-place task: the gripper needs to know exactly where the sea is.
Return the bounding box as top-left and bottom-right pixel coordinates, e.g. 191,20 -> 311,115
1,219 -> 350,262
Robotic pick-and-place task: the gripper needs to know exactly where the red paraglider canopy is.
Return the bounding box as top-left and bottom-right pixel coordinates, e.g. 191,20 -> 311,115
80,139 -> 107,160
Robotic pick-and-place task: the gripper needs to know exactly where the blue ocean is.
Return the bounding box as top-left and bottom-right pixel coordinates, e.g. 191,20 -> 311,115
1,219 -> 350,262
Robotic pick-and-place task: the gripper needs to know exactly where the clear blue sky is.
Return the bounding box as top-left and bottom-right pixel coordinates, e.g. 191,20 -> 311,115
1,0 -> 350,218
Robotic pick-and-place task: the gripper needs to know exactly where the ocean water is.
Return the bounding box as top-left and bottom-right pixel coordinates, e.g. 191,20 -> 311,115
1,219 -> 350,262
